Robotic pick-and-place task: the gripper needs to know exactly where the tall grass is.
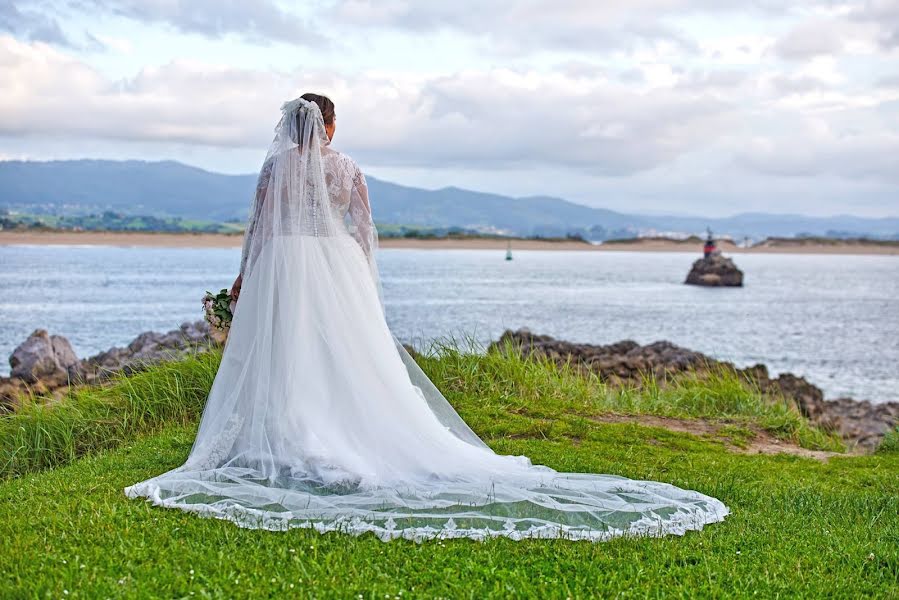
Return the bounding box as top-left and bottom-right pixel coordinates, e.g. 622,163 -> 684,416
877,427 -> 899,454
419,341 -> 843,451
0,350 -> 220,478
0,340 -> 843,480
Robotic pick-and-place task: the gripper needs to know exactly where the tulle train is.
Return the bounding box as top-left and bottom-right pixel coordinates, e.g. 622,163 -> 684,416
125,236 -> 728,542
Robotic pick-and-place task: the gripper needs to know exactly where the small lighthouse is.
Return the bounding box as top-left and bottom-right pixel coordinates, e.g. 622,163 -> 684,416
703,227 -> 717,259
686,227 -> 744,287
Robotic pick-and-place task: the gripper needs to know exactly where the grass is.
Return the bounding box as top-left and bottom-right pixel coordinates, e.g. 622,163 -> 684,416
0,345 -> 896,597
878,427 -> 899,454
417,342 -> 843,452
1,344 -> 842,481
0,350 -> 220,478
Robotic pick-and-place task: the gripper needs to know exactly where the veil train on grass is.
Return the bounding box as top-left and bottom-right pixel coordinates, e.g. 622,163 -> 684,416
125,96 -> 729,541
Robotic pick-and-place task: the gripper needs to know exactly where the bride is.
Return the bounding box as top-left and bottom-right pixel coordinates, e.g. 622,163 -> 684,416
125,94 -> 729,541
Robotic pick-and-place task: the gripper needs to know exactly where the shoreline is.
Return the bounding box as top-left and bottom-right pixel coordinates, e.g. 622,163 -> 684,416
3,322 -> 895,449
1,230 -> 898,255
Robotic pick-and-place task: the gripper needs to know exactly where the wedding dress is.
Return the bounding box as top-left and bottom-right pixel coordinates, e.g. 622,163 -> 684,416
125,98 -> 729,542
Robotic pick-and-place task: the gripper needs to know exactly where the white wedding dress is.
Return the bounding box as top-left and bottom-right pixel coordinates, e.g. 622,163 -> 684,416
125,98 -> 729,542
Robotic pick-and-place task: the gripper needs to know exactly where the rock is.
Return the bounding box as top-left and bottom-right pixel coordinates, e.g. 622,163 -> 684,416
820,398 -> 899,450
492,329 -> 711,382
685,254 -> 744,287
3,321 -> 214,401
85,320 -> 212,379
766,373 -> 828,424
9,329 -> 83,385
490,328 -> 898,451
0,377 -> 26,411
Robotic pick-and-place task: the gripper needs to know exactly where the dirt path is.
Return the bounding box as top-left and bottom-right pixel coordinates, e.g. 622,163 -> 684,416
592,414 -> 850,460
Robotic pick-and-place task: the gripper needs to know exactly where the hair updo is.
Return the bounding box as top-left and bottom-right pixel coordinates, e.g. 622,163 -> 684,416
300,93 -> 335,125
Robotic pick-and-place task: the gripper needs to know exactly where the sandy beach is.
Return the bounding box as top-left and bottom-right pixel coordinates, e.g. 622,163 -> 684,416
1,230 -> 897,255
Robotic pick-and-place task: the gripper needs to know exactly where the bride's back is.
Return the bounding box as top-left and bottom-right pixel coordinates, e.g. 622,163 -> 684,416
238,97 -> 376,279
321,147 -> 362,219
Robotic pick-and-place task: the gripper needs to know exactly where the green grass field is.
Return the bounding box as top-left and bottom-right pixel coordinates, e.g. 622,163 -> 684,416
1,347 -> 896,598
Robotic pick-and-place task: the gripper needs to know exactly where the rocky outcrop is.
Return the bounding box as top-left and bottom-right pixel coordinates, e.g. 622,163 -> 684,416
85,321 -> 211,380
491,332 -> 713,385
9,329 -> 83,385
1,321 -> 213,411
750,368 -> 899,449
685,254 -> 744,287
492,329 -> 898,450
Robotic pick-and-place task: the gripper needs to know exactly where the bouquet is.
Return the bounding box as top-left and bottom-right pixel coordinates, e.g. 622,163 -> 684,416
203,289 -> 234,343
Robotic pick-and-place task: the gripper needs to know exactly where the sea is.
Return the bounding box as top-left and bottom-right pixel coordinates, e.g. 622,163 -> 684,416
1,244 -> 897,403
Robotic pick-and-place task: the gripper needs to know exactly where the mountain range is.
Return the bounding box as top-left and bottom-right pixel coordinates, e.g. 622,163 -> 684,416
1,159 -> 897,240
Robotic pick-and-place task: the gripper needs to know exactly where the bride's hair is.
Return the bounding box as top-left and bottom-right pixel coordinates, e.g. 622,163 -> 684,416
300,93 -> 335,125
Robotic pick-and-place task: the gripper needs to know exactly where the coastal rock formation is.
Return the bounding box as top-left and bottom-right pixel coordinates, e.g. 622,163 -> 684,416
3,323 -> 897,450
9,329 -> 83,385
685,254 -> 744,287
492,329 -> 898,450
0,321 -> 212,411
86,321 -> 211,379
491,329 -> 715,385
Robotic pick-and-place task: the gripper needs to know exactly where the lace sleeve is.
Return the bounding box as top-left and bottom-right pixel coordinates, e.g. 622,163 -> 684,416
347,161 -> 381,291
239,160 -> 272,278
349,163 -> 377,264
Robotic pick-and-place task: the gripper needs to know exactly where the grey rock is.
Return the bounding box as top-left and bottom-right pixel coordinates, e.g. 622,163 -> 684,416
9,329 -> 83,384
85,320 -> 212,379
5,321 -> 214,396
685,254 -> 744,287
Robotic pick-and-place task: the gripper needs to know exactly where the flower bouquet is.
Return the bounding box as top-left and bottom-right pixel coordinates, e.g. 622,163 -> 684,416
203,289 -> 234,344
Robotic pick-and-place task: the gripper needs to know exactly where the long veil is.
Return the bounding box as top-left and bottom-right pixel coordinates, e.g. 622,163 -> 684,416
125,98 -> 728,542
235,97 -> 486,450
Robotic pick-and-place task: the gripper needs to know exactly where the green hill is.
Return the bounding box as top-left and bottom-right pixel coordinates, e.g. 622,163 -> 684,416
3,159 -> 898,239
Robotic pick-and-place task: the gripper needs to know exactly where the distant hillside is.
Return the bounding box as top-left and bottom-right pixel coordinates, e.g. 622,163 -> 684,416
0,160 -> 255,222
1,160 -> 897,239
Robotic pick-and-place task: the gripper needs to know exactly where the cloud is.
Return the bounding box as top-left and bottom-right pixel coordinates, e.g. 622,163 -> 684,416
735,111 -> 899,183
331,0 -> 705,55
774,19 -> 845,60
0,36 -> 745,177
79,0 -> 326,46
2,0 -> 899,191
877,74 -> 899,89
0,1 -> 74,46
345,70 -> 737,175
849,0 -> 899,49
0,36 -> 291,146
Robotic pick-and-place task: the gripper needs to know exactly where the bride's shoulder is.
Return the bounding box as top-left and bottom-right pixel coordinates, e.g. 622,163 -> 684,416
325,147 -> 358,166
324,148 -> 362,177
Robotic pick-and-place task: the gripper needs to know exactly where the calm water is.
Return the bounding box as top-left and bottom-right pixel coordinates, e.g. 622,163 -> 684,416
1,245 -> 897,403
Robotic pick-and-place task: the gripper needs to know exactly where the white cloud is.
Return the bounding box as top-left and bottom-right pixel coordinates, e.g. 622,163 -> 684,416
774,19 -> 846,60
0,36 -> 741,176
74,0 -> 327,46
0,36 -> 291,145
89,33 -> 133,54
0,1 -> 74,46
0,1 -> 897,216
735,110 -> 899,183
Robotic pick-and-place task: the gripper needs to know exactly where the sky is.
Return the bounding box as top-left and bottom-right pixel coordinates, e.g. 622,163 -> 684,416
1,1 -> 898,218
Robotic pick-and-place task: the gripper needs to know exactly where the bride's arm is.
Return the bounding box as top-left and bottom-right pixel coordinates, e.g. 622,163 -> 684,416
349,164 -> 376,260
234,161 -> 272,298
348,163 -> 380,286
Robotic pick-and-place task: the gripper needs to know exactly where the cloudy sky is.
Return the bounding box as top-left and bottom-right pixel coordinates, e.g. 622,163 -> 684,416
1,1 -> 898,217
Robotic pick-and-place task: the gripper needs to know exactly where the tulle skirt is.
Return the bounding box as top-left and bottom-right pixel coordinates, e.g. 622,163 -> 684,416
125,235 -> 728,542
